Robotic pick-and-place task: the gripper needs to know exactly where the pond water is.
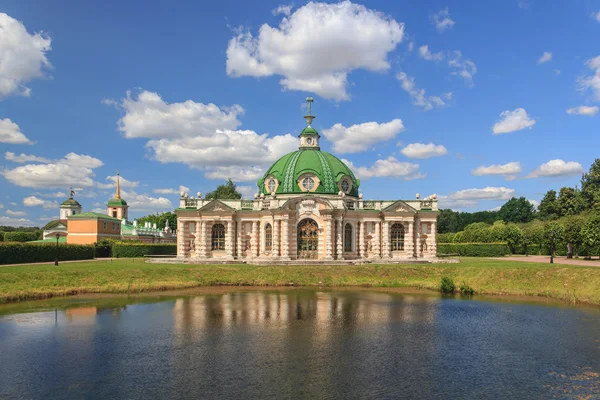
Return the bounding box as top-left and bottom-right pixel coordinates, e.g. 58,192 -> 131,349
0,289 -> 599,399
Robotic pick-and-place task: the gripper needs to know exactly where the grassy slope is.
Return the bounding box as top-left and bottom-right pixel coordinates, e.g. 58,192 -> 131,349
0,258 -> 598,305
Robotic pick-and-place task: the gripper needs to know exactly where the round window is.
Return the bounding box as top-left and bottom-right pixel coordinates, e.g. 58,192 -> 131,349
267,178 -> 277,193
307,137 -> 313,145
341,179 -> 350,193
302,177 -> 315,191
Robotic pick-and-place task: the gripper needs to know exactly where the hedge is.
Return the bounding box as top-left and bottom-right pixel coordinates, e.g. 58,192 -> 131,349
112,243 -> 177,258
0,232 -> 4,242
4,232 -> 39,242
437,243 -> 510,257
0,242 -> 95,265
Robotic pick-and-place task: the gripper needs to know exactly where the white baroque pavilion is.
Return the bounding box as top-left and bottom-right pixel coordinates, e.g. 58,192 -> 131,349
175,99 -> 439,262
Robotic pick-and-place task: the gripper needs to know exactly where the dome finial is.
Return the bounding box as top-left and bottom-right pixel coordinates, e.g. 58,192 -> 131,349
304,97 -> 315,126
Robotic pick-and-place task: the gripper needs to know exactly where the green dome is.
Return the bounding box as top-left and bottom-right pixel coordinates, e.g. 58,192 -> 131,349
60,198 -> 81,208
107,198 -> 128,206
258,149 -> 360,196
299,126 -> 319,136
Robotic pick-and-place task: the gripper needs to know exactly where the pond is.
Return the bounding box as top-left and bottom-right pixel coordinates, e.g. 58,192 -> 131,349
0,289 -> 599,399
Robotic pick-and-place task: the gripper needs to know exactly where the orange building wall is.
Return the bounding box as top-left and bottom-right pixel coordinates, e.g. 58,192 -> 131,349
67,219 -> 121,245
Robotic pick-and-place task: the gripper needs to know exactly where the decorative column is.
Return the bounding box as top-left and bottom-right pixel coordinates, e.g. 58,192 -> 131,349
177,223 -> 185,258
195,221 -> 202,258
359,221 -> 365,258
414,219 -> 420,258
336,218 -> 343,260
251,221 -> 259,258
226,220 -> 233,258
282,218 -> 290,259
373,221 -> 381,258
324,217 -> 333,260
199,221 -> 207,257
236,220 -> 243,259
382,221 -> 389,259
404,221 -> 413,258
273,219 -> 280,257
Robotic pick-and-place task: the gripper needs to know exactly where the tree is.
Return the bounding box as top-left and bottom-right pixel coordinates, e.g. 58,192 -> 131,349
522,221 -> 545,255
581,214 -> 600,259
562,215 -> 584,258
538,189 -> 558,220
581,159 -> 600,210
556,187 -> 585,217
137,211 -> 178,231
205,179 -> 242,200
498,197 -> 535,223
543,221 -> 565,262
503,224 -> 523,254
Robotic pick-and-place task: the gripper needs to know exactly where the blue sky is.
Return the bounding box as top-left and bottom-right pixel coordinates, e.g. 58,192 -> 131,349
1,0 -> 599,226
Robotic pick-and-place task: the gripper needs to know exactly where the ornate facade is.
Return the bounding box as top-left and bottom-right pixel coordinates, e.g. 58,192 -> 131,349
175,99 -> 438,262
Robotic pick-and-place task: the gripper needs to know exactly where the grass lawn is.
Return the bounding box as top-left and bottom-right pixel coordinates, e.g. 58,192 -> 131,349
0,258 -> 599,305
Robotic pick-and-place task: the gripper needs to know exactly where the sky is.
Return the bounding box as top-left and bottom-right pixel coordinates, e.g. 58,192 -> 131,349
1,0 -> 599,227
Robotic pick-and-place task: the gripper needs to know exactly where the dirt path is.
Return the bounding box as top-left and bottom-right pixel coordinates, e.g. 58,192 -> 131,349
492,255 -> 600,267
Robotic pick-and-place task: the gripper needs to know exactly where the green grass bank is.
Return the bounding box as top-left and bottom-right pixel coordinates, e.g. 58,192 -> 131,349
1,258 -> 599,306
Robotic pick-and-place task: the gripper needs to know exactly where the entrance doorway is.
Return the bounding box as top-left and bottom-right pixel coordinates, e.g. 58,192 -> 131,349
297,218 -> 319,259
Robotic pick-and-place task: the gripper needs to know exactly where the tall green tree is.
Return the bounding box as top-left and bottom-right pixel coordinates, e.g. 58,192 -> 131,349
543,221 -> 565,259
556,187 -> 585,217
137,211 -> 178,230
205,179 -> 242,200
498,197 -> 535,223
503,224 -> 523,254
522,222 -> 545,255
562,215 -> 584,258
581,159 -> 600,210
581,214 -> 600,259
537,189 -> 558,220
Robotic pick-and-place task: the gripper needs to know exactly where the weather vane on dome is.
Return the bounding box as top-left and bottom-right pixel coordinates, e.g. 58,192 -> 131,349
304,97 -> 315,126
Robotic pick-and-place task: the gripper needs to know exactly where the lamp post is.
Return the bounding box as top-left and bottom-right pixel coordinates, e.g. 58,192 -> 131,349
55,233 -> 60,266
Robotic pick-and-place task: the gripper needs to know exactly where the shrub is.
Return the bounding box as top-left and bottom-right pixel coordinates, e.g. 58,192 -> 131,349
112,243 -> 177,258
4,231 -> 39,242
437,243 -> 510,257
459,281 -> 475,295
0,231 -> 4,242
0,242 -> 95,265
440,277 -> 455,293
437,232 -> 455,243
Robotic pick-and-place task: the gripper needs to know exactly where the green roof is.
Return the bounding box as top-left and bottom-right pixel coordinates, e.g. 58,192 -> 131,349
60,198 -> 81,207
258,149 -> 360,196
299,126 -> 319,136
68,212 -> 121,221
43,219 -> 67,230
29,236 -> 67,243
107,198 -> 128,206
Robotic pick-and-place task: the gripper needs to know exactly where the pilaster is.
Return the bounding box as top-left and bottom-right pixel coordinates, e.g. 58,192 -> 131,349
177,223 -> 185,258
373,221 -> 381,259
199,221 -> 207,257
225,220 -> 234,258
324,217 -> 333,260
382,221 -> 390,259
251,221 -> 259,258
336,218 -> 343,260
273,219 -> 280,257
236,220 -> 243,259
195,221 -> 202,258
359,221 -> 365,258
414,219 -> 420,258
282,218 -> 290,259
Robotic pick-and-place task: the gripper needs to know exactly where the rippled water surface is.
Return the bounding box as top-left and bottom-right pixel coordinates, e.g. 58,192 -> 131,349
0,290 -> 599,399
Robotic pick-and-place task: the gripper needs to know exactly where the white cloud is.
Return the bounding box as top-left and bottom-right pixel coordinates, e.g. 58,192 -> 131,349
226,1 -> 404,100
237,185 -> 256,199
0,118 -> 33,144
400,143 -> 447,159
0,13 -> 52,98
526,159 -> 585,178
578,56 -> 600,101
119,189 -> 173,213
2,152 -> 103,188
38,215 -> 57,222
23,195 -> 58,209
396,72 -> 450,111
5,210 -> 27,217
5,151 -> 49,163
272,4 -> 293,16
0,203 -> 3,209
204,166 -> 266,182
471,162 -> 522,180
33,191 -> 67,198
439,186 -> 515,209
529,199 -> 540,209
594,11 -> 600,23
566,105 -> 598,116
0,216 -> 34,227
153,185 -> 191,195
492,108 -> 536,134
342,157 -> 424,180
407,41 -> 414,52
96,175 -> 139,190
537,51 -> 552,64
91,208 -> 106,214
448,51 -> 477,86
418,45 -> 444,62
553,69 -> 561,75
430,8 -> 455,32
322,119 -> 405,154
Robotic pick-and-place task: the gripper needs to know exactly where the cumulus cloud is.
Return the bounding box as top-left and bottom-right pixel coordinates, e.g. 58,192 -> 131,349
525,159 -> 584,178
396,72 -> 450,111
23,195 -> 58,209
400,143 -> 447,159
272,4 -> 293,16
537,51 -> 552,64
438,187 -> 515,209
118,189 -> 173,213
34,191 -> 67,198
566,105 -> 598,116
204,166 -> 266,182
0,118 -> 33,144
111,90 -> 297,181
5,210 -> 27,217
430,8 -> 455,32
5,151 -> 49,163
418,45 -> 444,62
0,13 -> 52,98
2,152 -> 103,188
448,51 -> 477,86
577,56 -> 600,101
237,185 -> 256,199
322,119 -> 405,153
342,157 -> 424,180
471,162 -> 522,180
594,11 -> 600,23
0,216 -> 34,227
96,175 -> 139,189
492,108 -> 536,134
226,1 -> 404,100
153,185 -> 191,195
529,199 -> 540,209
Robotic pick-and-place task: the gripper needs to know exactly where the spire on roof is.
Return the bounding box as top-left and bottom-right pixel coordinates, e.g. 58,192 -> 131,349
304,97 -> 315,126
115,171 -> 121,199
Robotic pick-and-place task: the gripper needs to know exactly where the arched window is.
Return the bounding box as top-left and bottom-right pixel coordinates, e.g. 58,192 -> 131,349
391,223 -> 405,251
344,223 -> 353,252
265,223 -> 272,251
211,223 -> 225,250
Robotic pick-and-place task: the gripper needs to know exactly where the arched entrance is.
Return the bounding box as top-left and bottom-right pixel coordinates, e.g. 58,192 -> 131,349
297,218 -> 319,259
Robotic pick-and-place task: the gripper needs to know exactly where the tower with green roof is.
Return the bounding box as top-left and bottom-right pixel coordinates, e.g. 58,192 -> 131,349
107,172 -> 129,220
59,188 -> 82,219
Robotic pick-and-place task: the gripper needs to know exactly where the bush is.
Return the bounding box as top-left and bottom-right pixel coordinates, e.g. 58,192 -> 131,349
0,232 -> 4,242
440,277 -> 455,293
112,243 -> 177,258
437,242 -> 510,257
0,242 -> 95,265
4,231 -> 39,242
459,281 -> 475,295
437,232 -> 455,243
